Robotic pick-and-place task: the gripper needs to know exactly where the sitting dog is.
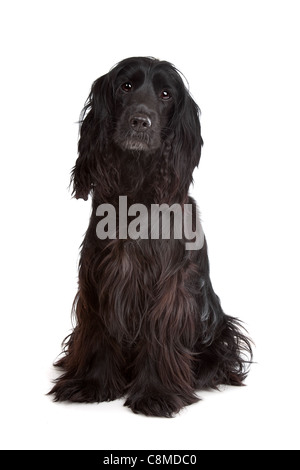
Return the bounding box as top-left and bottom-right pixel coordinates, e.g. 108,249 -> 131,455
49,57 -> 252,417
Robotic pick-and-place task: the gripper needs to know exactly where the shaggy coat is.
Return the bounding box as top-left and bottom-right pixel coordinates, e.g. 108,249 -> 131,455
49,57 -> 252,417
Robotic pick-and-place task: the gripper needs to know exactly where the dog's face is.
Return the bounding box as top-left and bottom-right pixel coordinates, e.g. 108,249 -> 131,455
112,58 -> 179,153
72,57 -> 203,201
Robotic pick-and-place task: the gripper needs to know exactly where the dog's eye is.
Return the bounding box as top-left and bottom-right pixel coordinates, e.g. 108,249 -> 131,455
121,82 -> 133,92
160,90 -> 172,100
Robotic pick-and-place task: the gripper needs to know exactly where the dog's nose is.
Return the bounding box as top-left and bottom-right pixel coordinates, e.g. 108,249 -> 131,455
130,115 -> 152,131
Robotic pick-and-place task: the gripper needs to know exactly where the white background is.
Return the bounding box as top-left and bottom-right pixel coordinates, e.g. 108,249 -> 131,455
1,0 -> 299,450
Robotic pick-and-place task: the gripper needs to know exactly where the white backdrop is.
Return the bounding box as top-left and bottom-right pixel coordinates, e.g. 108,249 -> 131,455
1,0 -> 299,450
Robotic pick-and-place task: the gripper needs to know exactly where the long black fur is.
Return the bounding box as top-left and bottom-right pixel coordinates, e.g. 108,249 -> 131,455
49,57 -> 252,417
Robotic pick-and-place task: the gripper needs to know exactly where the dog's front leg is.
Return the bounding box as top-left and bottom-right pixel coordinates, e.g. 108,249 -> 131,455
124,339 -> 199,418
124,272 -> 199,417
49,315 -> 128,403
49,242 -> 128,403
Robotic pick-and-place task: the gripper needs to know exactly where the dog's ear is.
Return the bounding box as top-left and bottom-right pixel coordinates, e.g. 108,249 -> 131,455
169,91 -> 203,198
70,73 -> 113,200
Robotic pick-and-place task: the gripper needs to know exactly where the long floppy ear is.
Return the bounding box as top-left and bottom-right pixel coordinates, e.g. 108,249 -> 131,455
170,91 -> 203,198
70,73 -> 113,200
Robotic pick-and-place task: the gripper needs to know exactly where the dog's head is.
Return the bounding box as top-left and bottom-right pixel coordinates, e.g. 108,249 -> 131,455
71,57 -> 203,202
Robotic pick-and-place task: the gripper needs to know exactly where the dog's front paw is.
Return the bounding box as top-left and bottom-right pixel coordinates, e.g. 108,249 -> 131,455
124,391 -> 199,418
49,377 -> 124,403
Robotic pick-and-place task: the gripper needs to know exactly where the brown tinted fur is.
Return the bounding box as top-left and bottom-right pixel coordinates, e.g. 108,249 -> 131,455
49,57 -> 252,417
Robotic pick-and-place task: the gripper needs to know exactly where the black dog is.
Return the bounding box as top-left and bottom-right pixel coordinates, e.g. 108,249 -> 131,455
49,57 -> 252,417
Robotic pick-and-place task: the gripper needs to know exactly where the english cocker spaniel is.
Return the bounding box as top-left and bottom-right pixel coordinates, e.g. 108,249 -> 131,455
49,57 -> 252,417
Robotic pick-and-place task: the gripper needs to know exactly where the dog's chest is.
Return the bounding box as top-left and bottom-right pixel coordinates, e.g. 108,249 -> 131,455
99,239 -> 160,340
